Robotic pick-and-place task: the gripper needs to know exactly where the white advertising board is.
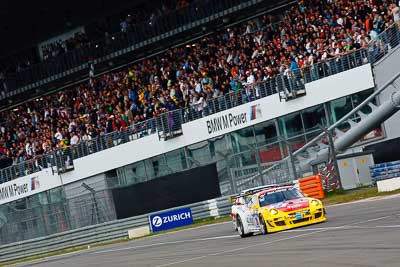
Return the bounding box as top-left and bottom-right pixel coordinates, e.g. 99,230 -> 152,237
0,169 -> 63,205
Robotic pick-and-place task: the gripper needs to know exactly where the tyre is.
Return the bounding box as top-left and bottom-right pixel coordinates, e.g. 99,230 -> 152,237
237,217 -> 252,238
233,218 -> 238,231
259,215 -> 268,235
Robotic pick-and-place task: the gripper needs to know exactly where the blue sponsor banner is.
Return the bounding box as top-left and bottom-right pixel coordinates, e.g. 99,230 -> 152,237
149,207 -> 193,232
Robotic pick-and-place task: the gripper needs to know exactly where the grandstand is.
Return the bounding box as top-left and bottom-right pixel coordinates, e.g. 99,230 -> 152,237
0,0 -> 400,248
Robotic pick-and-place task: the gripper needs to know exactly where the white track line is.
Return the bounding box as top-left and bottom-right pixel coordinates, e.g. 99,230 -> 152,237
154,214 -> 396,267
155,229 -> 329,267
327,193 -> 400,207
156,256 -> 208,267
93,235 -> 238,254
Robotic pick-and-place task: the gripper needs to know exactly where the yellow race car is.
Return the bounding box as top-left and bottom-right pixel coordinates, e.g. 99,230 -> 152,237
235,186 -> 326,237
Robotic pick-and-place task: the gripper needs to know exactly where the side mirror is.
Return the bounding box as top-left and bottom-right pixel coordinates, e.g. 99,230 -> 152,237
304,193 -> 309,197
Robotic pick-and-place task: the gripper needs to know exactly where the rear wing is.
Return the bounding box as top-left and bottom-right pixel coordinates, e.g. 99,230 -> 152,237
228,181 -> 297,202
228,183 -> 293,202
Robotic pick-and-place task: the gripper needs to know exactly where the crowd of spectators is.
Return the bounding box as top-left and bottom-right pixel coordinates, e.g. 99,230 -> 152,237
1,0 -> 400,171
119,0 -> 190,33
40,32 -> 90,61
38,0 -> 191,61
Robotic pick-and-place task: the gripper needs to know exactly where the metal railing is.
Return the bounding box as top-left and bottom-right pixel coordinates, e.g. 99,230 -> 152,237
1,0 -> 283,99
367,22 -> 400,64
0,150 -> 73,184
0,48 -> 371,184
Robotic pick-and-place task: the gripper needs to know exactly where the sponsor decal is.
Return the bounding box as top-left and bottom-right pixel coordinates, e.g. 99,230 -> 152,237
206,112 -> 248,135
31,177 -> 40,191
0,176 -> 39,202
149,208 -> 193,232
270,202 -> 287,209
250,104 -> 262,121
152,216 -> 163,228
206,104 -> 262,135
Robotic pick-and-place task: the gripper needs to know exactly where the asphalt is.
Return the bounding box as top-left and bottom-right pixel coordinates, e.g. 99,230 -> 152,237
14,194 -> 400,267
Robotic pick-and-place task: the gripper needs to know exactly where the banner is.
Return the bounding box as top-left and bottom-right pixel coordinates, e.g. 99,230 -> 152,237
0,169 -> 63,205
149,208 -> 193,232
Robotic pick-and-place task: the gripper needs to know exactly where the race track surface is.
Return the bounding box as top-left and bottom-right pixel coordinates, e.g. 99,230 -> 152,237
15,194 -> 400,267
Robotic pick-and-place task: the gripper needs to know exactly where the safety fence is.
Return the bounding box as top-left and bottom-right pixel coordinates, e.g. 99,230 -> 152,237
368,21 -> 400,64
0,189 -> 117,246
0,196 -> 231,263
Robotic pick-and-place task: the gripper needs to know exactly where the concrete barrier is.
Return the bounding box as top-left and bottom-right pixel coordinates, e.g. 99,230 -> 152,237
128,226 -> 151,239
377,176 -> 400,192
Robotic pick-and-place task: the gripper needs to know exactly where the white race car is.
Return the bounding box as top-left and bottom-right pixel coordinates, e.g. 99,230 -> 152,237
230,185 -> 277,231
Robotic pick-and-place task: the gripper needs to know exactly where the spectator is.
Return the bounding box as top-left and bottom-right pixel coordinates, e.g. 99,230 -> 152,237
70,132 -> 80,146
392,3 -> 400,24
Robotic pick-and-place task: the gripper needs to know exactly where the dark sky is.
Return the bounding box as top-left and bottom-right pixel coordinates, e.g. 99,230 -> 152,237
0,0 -> 146,56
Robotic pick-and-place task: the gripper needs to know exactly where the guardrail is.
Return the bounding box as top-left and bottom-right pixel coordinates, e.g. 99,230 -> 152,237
0,196 -> 231,263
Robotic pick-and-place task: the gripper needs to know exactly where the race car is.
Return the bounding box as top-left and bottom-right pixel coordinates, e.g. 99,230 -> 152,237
230,185 -> 277,231
235,186 -> 326,237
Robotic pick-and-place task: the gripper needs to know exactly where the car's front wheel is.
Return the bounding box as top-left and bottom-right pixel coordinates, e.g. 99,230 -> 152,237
259,215 -> 268,235
237,217 -> 252,238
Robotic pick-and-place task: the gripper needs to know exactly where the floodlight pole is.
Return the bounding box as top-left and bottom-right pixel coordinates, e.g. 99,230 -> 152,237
82,183 -> 101,224
278,137 -> 298,181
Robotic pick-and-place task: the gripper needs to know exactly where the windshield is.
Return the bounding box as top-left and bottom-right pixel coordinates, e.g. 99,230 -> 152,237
259,189 -> 304,207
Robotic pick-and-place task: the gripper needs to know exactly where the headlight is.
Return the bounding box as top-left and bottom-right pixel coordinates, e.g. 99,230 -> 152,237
269,209 -> 278,215
311,200 -> 320,207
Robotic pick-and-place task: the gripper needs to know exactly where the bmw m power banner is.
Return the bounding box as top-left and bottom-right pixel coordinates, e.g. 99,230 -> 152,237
149,208 -> 193,232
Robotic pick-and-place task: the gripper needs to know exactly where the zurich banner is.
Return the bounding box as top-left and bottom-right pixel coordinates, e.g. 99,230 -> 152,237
149,207 -> 193,232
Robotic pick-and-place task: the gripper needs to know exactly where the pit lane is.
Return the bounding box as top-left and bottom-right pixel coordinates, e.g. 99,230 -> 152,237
15,194 -> 400,267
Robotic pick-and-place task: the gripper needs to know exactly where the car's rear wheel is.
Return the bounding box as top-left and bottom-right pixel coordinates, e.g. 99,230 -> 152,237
259,215 -> 268,235
237,217 -> 252,238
